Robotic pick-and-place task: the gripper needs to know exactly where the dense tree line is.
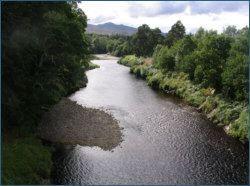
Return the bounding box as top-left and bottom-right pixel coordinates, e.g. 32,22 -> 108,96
88,24 -> 164,57
88,34 -> 134,56
90,20 -> 248,102
152,24 -> 249,102
2,1 -> 90,131
2,1 -> 92,184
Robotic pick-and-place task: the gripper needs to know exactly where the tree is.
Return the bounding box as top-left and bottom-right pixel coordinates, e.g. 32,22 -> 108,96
195,27 -> 205,39
193,34 -> 231,88
165,20 -> 185,47
221,26 -> 249,101
223,25 -> 238,38
176,34 -> 197,68
180,51 -> 200,80
134,24 -> 163,57
153,46 -> 175,71
2,1 -> 90,128
152,44 -> 163,66
149,28 -> 164,49
134,24 -> 152,57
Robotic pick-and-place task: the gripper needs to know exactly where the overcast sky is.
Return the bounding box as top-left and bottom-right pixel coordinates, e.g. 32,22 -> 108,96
79,1 -> 249,33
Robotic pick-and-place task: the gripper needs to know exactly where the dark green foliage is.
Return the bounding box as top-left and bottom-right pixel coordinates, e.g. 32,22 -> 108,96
180,51 -> 199,80
88,62 -> 100,70
152,44 -> 163,65
230,109 -> 249,143
153,39 -> 183,72
176,35 -> 197,67
2,1 -> 90,184
118,23 -> 248,143
151,23 -> 248,102
150,28 -> 164,49
134,24 -> 152,57
2,137 -> 53,185
134,24 -> 164,57
2,1 -> 89,129
194,65 -> 203,83
91,35 -> 108,53
195,27 -> 205,39
89,24 -> 163,58
222,27 -> 249,101
223,25 -> 238,38
157,47 -> 175,71
118,55 -> 143,67
164,20 -> 185,47
188,34 -> 231,89
88,34 -> 134,56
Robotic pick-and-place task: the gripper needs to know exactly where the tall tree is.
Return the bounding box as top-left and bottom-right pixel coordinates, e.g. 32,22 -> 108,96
2,1 -> 90,129
134,24 -> 152,57
222,26 -> 249,101
134,25 -> 163,57
223,25 -> 238,38
195,27 -> 205,39
165,20 -> 186,47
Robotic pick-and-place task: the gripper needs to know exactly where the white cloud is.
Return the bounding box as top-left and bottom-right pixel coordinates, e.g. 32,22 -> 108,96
78,1 -> 249,33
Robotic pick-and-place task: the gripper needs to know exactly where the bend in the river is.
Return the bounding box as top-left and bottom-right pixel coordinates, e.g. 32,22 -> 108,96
52,55 -> 248,185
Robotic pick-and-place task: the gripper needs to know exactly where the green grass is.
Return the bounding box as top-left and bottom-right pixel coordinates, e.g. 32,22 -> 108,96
2,136 -> 53,185
88,62 -> 100,70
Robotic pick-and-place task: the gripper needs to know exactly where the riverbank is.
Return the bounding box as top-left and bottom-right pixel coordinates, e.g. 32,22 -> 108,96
37,98 -> 122,151
118,55 -> 249,144
95,54 -> 120,60
1,59 -> 102,185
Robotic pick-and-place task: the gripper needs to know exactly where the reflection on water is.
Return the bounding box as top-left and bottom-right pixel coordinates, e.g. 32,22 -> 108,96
52,58 -> 249,185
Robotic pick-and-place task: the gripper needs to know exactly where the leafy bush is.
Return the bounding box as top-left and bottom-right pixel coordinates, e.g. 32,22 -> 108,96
230,109 -> 249,143
179,51 -> 199,80
186,91 -> 206,107
222,53 -> 249,101
87,62 -> 100,70
118,55 -> 141,67
147,72 -> 165,89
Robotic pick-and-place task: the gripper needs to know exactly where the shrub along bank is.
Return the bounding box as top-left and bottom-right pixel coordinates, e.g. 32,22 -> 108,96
118,55 -> 249,143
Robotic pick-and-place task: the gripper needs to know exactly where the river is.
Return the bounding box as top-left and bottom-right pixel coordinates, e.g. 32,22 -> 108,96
52,56 -> 249,185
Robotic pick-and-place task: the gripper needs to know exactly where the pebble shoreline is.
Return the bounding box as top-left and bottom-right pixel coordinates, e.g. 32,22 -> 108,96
37,98 -> 123,150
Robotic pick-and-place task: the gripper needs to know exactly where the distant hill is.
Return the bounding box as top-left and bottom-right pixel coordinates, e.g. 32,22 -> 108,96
86,22 -> 137,35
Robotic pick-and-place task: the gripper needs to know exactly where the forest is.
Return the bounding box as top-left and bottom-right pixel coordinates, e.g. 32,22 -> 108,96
2,1 -> 91,184
90,21 -> 249,103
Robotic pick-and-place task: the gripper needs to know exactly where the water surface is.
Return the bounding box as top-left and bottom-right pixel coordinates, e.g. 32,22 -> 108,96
52,57 -> 248,185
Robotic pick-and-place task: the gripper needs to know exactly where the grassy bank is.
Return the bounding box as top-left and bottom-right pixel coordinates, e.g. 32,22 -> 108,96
1,2 -> 98,184
2,136 -> 53,185
118,55 -> 249,143
88,61 -> 100,70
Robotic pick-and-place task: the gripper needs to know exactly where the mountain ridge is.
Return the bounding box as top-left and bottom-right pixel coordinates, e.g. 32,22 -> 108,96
86,22 -> 137,35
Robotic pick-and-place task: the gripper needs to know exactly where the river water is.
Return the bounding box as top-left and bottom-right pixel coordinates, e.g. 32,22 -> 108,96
52,57 -> 249,185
